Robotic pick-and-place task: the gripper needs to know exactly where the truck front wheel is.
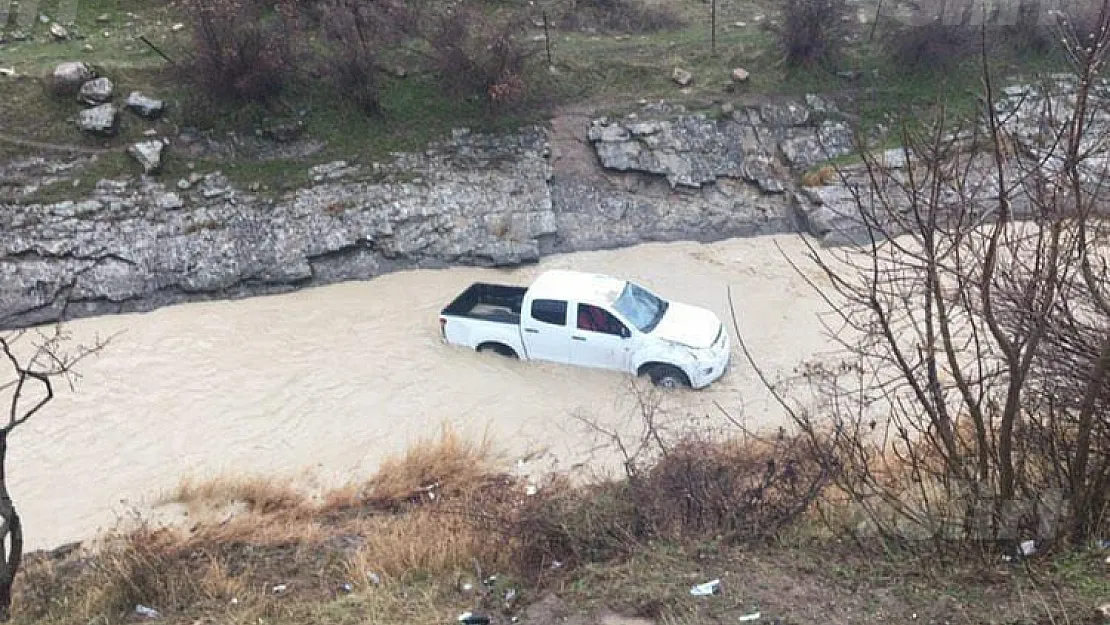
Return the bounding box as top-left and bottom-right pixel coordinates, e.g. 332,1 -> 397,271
477,342 -> 519,359
643,364 -> 690,389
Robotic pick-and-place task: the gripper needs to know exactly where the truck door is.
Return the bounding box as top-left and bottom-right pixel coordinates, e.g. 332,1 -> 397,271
521,298 -> 572,363
570,303 -> 633,372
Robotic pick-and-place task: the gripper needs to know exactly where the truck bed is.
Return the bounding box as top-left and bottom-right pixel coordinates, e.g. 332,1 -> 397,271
440,283 -> 526,324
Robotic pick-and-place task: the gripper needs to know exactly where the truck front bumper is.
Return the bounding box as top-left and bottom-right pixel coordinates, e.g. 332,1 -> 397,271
689,332 -> 732,390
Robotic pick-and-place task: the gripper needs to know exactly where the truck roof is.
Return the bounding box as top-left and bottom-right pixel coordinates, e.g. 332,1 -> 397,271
528,270 -> 627,305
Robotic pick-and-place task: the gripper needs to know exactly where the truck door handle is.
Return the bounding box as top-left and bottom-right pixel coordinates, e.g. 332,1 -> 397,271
524,328 -> 539,334
572,335 -> 586,341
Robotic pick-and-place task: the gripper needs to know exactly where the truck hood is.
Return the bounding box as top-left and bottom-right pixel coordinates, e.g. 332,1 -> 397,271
650,302 -> 723,349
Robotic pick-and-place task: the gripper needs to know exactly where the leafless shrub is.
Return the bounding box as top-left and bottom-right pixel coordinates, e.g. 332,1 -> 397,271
773,0 -> 848,68
318,0 -> 415,114
508,384 -> 828,574
425,6 -> 533,110
555,0 -> 684,34
882,23 -> 980,70
735,7 -> 1110,551
181,0 -> 300,104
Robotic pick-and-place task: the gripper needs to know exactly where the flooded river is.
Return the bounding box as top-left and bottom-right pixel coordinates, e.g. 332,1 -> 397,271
11,233 -> 844,551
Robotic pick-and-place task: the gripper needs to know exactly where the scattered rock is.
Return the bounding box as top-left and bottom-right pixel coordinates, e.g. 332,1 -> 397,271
1097,603 -> 1110,622
50,23 -> 69,39
199,172 -> 232,198
75,103 -> 119,136
79,77 -> 114,105
11,31 -> 27,41
128,141 -> 165,174
38,13 -> 50,24
672,67 -> 693,87
171,23 -> 184,31
176,178 -> 192,190
731,67 -> 750,83
310,160 -> 361,182
261,119 -> 305,142
96,13 -> 110,22
103,30 -> 111,37
154,191 -> 184,210
761,101 -> 810,127
125,92 -> 165,119
50,61 -> 95,95
804,93 -> 836,114
82,44 -> 94,52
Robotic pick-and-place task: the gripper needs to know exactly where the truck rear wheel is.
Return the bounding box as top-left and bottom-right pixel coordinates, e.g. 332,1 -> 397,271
644,364 -> 690,389
477,343 -> 518,359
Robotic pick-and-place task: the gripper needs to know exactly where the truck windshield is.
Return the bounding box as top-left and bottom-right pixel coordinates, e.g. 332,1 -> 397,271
612,282 -> 668,333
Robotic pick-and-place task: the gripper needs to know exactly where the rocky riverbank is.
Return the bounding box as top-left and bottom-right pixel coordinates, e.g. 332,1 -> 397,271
0,95 -> 849,329
0,77 -> 1096,329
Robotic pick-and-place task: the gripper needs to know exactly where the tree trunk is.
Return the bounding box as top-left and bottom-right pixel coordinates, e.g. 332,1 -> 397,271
0,430 -> 23,622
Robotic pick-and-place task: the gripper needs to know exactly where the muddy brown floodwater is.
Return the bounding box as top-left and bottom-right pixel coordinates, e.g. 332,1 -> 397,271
11,233 -> 846,551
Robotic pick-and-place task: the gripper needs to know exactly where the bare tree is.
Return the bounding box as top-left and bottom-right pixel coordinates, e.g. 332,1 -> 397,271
0,326 -> 105,620
734,2 -> 1110,549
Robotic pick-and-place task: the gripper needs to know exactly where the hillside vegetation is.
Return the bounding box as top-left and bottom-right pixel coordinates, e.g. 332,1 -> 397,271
14,426 -> 1110,625
0,0 -> 1073,190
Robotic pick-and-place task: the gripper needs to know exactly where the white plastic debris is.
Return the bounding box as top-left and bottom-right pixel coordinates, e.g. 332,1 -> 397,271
738,612 -> 760,622
367,571 -> 382,585
525,484 -> 538,496
457,611 -> 491,625
1019,540 -> 1036,557
272,583 -> 288,595
550,560 -> 563,569
134,605 -> 161,619
690,579 -> 721,596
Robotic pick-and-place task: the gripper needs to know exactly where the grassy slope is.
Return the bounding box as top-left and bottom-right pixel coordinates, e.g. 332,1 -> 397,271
1,0 -> 1072,197
14,429 -> 1110,625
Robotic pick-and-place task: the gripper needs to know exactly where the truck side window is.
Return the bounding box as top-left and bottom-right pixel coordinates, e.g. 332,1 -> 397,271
577,304 -> 628,337
531,299 -> 568,326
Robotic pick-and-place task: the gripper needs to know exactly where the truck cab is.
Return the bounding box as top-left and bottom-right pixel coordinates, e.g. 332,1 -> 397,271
439,270 -> 731,389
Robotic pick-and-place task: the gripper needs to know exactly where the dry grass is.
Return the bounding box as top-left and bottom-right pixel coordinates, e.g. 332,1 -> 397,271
345,508 -> 511,582
323,424 -> 505,512
162,474 -> 309,514
801,165 -> 837,186
13,425 -> 1108,625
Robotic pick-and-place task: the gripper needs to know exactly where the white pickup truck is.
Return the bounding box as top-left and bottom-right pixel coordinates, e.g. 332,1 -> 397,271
438,270 -> 731,389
